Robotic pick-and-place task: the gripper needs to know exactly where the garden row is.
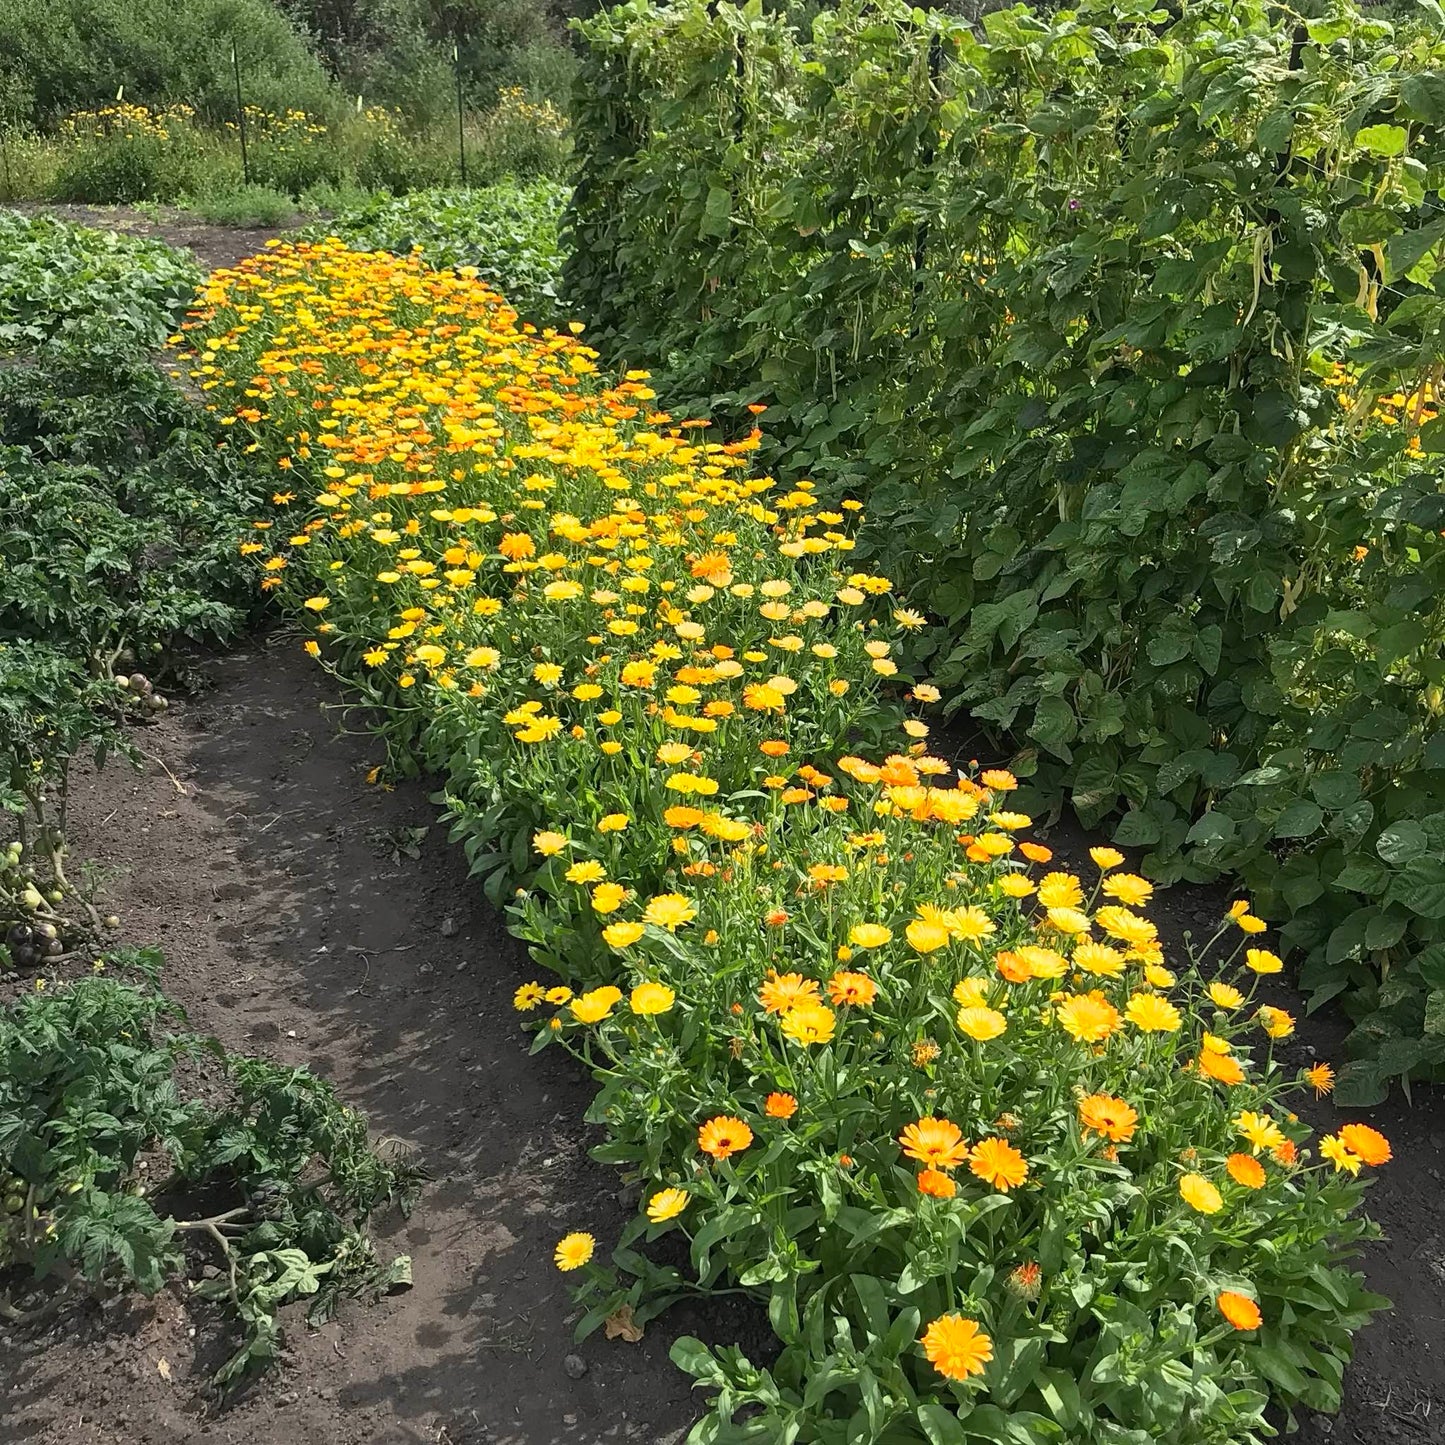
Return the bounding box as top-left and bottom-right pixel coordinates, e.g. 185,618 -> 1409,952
564,0 -> 1445,1101
0,211 -> 414,1376
185,235 -> 1392,1443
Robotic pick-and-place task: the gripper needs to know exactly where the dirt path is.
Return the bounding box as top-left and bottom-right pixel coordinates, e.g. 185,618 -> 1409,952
3,641 -> 755,1444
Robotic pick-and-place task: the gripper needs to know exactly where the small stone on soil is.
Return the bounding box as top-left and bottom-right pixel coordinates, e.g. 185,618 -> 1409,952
563,1353 -> 588,1379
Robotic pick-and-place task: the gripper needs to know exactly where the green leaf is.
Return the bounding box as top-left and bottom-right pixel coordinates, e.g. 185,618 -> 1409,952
1114,810 -> 1161,846
1353,124 -> 1408,158
1377,821 -> 1427,865
1389,858 -> 1445,918
917,1402 -> 969,1445
1273,801 -> 1323,839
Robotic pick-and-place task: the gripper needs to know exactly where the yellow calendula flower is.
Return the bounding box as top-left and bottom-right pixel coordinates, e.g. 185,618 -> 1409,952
956,1005 -> 1007,1042
1179,1173 -> 1223,1215
570,986 -> 623,1023
1125,992 -> 1180,1033
602,920 -> 646,948
646,1187 -> 689,1224
849,923 -> 893,949
779,1001 -> 836,1046
631,981 -> 676,1015
591,882 -> 628,914
1246,948 -> 1283,974
643,893 -> 695,930
554,1232 -> 596,1270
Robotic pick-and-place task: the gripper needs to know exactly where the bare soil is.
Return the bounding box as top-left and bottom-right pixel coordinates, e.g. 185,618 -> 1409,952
2,643 -> 765,1445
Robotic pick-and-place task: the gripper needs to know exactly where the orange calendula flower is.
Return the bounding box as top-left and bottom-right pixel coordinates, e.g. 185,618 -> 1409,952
900,1116 -> 970,1171
1306,1062 -> 1335,1096
920,1314 -> 993,1381
827,970 -> 878,1007
969,1137 -> 1028,1191
698,1115 -> 753,1160
1339,1123 -> 1392,1166
1226,1153 -> 1267,1189
1196,1049 -> 1246,1086
916,1168 -> 956,1199
1078,1093 -> 1138,1143
764,1091 -> 798,1119
1217,1290 -> 1262,1331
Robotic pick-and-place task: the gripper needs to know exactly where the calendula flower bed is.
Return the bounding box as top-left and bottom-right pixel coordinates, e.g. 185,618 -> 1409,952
182,239 -> 1391,1444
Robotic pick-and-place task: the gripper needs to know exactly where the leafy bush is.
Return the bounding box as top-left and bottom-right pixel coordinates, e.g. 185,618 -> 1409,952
0,215 -> 266,947
184,237 -> 1393,1444
0,209 -> 200,346
187,182 -> 298,228
0,0 -> 339,127
278,0 -> 578,125
0,957 -> 419,1381
564,0 -> 1445,1100
306,179 -> 568,319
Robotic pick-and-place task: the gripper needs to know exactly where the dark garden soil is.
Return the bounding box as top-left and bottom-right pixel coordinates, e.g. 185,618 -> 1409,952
0,210 -> 1441,1443
1,642 -> 767,1444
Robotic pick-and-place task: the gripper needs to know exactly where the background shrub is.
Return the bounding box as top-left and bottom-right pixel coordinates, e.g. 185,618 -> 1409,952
565,0 -> 1445,1100
0,0 -> 339,127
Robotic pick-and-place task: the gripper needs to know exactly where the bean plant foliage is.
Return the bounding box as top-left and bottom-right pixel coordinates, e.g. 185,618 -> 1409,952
0,952 -> 419,1383
565,0 -> 1445,1102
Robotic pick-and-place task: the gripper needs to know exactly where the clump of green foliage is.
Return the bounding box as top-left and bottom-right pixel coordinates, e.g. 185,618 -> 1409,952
0,0 -> 340,127
0,955 -> 419,1382
0,210 -> 199,347
0,213 -> 268,954
306,179 -> 568,320
567,0 -> 1445,1100
0,0 -> 578,210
